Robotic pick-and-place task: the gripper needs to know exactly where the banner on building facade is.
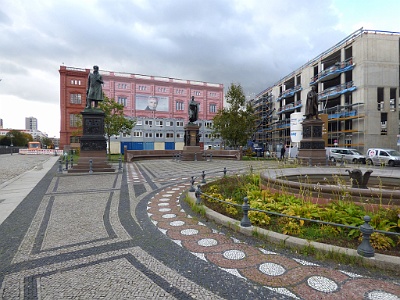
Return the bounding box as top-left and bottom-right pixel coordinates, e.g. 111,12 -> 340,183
135,95 -> 169,111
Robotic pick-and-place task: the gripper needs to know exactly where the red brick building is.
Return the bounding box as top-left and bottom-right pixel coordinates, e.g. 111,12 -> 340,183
59,66 -> 224,150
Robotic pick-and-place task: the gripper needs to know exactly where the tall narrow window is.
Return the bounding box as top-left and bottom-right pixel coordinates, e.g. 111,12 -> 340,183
69,114 -> 80,127
390,88 -> 396,111
381,112 -> 387,135
70,94 -> 82,104
209,103 -> 217,113
377,87 -> 384,110
118,96 -> 127,107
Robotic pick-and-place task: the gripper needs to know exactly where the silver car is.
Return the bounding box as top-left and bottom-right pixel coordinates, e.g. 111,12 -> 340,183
366,148 -> 400,167
327,147 -> 366,164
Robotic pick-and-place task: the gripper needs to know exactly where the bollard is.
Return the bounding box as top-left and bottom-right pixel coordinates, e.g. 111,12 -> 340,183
223,167 -> 227,177
308,157 -> 312,167
326,156 -> 329,166
65,157 -> 69,170
201,170 -> 206,183
118,156 -> 122,171
189,176 -> 195,192
54,150 -> 57,156
70,157 -> 74,168
357,215 -> 375,257
178,153 -> 181,162
240,197 -> 252,227
58,159 -> 63,173
340,155 -> 345,167
250,165 -> 253,174
195,185 -> 202,205
210,153 -> 212,162
89,159 -> 93,174
194,152 -> 197,161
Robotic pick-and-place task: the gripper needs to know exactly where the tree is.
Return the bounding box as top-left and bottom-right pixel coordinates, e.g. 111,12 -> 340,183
41,137 -> 54,149
212,83 -> 256,149
99,96 -> 135,154
0,130 -> 33,147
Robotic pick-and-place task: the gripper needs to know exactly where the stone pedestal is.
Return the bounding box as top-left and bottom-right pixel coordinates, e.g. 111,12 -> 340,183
69,108 -> 114,173
297,118 -> 327,166
182,123 -> 203,161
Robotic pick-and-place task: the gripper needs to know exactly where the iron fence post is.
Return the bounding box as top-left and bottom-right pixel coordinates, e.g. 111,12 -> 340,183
189,176 -> 195,192
357,215 -> 375,257
240,197 -> 251,227
201,171 -> 206,183
195,185 -> 202,205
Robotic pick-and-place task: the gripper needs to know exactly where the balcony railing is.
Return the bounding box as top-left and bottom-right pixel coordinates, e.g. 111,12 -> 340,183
310,58 -> 354,85
318,81 -> 357,101
277,100 -> 302,114
277,84 -> 302,101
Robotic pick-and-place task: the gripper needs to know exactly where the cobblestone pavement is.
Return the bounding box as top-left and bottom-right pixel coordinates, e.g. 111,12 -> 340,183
0,154 -> 53,186
0,157 -> 399,299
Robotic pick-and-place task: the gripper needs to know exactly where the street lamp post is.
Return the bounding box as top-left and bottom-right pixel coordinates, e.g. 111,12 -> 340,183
10,134 -> 14,155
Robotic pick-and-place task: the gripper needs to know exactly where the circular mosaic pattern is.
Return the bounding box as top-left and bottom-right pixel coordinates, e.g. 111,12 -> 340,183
159,208 -> 171,212
259,263 -> 286,276
170,220 -> 185,226
181,229 -> 199,235
223,249 -> 246,260
307,276 -> 338,293
367,291 -> 400,300
198,238 -> 218,247
161,214 -> 176,219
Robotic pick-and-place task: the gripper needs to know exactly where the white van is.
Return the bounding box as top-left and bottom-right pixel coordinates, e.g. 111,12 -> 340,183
366,148 -> 400,167
326,147 -> 366,164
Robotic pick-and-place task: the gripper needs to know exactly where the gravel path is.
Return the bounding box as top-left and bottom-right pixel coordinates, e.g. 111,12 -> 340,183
0,154 -> 55,185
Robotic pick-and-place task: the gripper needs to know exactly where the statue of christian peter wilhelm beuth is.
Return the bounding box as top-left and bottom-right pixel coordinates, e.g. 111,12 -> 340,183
305,85 -> 319,119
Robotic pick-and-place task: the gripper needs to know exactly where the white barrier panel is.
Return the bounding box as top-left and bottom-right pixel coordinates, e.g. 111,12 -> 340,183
290,112 -> 304,143
19,149 -> 64,155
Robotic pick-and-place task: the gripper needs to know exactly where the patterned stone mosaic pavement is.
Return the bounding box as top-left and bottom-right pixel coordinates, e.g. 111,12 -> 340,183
0,158 -> 399,299
147,183 -> 400,299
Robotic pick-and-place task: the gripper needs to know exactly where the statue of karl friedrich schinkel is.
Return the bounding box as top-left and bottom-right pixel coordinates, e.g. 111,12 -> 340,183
86,65 -> 104,109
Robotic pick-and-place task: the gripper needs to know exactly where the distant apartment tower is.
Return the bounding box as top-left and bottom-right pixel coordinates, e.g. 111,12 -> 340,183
0,118 -> 3,129
59,66 -> 224,150
252,28 -> 400,153
25,117 -> 38,131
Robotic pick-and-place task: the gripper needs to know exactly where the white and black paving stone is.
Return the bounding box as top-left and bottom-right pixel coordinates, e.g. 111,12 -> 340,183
0,155 -> 399,299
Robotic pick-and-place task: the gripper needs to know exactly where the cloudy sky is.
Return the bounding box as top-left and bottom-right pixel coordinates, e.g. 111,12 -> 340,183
1,0 -> 399,137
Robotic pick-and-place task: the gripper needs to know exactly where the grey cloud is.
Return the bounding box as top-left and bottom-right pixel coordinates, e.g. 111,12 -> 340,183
0,0 -> 346,105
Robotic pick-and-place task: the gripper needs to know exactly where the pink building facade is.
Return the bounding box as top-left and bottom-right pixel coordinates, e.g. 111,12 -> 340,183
101,71 -> 224,122
59,66 -> 224,150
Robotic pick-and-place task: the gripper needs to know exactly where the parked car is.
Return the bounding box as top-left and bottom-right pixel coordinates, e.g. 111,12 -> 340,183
366,148 -> 400,166
326,147 -> 366,164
